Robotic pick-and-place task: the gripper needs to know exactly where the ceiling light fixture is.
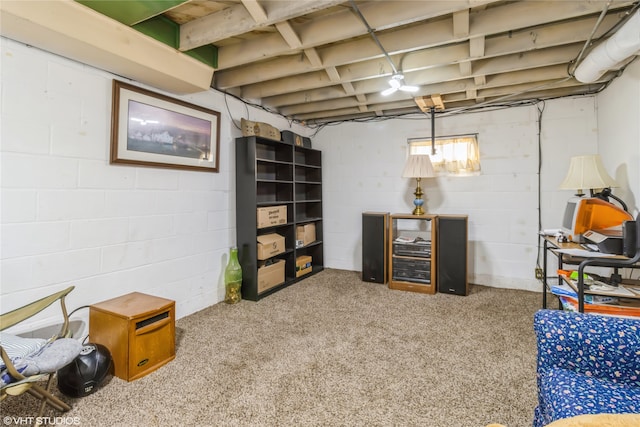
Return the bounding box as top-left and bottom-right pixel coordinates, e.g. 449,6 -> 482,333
381,73 -> 419,96
349,0 -> 419,96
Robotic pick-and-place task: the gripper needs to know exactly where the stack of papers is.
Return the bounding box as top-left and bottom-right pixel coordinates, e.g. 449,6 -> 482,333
555,248 -> 618,258
551,283 -> 619,304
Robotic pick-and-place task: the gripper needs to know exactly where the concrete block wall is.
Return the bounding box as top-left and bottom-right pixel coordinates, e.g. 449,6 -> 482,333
0,38 -> 308,332
313,97 -> 600,292
2,37 -> 638,333
597,59 -> 640,215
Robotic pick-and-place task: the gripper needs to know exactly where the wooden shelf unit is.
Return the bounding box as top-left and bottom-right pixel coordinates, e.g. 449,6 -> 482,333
236,136 -> 324,301
388,214 -> 437,294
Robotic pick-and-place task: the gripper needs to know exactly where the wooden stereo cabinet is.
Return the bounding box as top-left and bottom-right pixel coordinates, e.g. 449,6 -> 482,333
89,292 -> 175,382
388,214 -> 437,294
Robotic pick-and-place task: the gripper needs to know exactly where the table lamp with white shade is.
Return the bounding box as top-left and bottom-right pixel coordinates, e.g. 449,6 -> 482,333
402,154 -> 435,215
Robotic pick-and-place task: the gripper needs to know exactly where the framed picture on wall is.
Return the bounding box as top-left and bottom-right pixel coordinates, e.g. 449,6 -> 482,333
110,80 -> 220,172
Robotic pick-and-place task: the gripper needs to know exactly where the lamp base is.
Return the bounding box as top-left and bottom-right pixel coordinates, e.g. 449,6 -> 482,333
412,178 -> 425,215
412,200 -> 425,216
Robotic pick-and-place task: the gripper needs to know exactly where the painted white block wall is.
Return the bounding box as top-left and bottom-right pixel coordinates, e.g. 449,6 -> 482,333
1,36 -> 638,333
597,59 -> 640,215
313,97 -> 602,292
0,38 -> 308,332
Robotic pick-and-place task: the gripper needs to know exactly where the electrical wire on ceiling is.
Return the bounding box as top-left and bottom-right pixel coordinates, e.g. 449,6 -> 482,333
439,0 -> 638,119
217,1 -> 639,133
348,0 -> 418,96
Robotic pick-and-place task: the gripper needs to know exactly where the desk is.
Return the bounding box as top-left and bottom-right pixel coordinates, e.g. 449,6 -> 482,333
542,235 -> 640,313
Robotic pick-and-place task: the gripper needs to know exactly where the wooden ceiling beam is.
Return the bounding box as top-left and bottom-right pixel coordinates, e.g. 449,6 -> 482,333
275,21 -> 303,49
292,100 -> 420,121
215,12 -> 619,89
304,48 -> 323,68
265,64 -> 571,114
453,9 -> 469,38
214,1 -> 628,70
459,61 -> 472,77
241,0 -> 268,23
215,0 -> 502,69
243,42 -> 581,99
342,82 -> 356,95
475,75 -> 487,86
325,66 -> 341,82
180,0 -> 345,50
290,71 -> 618,122
469,36 -> 485,58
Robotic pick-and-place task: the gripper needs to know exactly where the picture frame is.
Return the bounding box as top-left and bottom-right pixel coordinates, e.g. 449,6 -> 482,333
110,80 -> 220,172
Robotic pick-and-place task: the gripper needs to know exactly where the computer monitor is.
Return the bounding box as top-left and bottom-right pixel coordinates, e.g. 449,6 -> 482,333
562,196 -> 633,242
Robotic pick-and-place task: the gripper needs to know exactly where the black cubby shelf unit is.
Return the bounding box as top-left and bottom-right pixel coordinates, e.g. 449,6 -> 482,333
235,136 -> 324,301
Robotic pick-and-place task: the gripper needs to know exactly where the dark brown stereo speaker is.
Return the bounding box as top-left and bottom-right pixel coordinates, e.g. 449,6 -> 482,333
437,215 -> 468,295
362,212 -> 388,283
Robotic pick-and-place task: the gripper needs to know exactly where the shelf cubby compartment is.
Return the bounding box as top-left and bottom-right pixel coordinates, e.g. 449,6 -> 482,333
294,147 -> 321,167
295,201 -> 323,222
295,165 -> 322,183
257,181 -> 293,204
256,141 -> 293,163
295,182 -> 322,201
257,160 -> 293,181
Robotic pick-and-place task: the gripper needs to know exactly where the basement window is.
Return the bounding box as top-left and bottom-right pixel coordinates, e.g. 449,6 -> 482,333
408,134 -> 480,176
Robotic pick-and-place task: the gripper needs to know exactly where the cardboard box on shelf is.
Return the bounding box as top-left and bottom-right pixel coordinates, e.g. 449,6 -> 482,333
296,223 -> 316,247
258,259 -> 286,293
296,255 -> 312,278
257,205 -> 287,229
257,233 -> 285,260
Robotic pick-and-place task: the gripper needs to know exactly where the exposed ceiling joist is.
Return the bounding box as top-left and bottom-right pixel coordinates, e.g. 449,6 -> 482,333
241,0 -> 268,23
214,12 -> 621,90
4,0 -> 638,123
275,21 -> 303,49
180,0 -> 346,50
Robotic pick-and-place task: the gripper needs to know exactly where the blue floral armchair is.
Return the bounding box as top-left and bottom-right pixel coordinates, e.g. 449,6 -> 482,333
533,309 -> 640,427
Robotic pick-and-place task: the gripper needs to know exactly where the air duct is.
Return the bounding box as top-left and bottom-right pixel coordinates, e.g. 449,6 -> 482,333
574,10 -> 640,83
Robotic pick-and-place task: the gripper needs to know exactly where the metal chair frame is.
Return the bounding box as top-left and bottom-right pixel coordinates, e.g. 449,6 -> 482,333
1,286 -> 75,418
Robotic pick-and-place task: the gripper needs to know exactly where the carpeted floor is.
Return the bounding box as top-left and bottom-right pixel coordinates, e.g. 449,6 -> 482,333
1,269 -> 545,426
